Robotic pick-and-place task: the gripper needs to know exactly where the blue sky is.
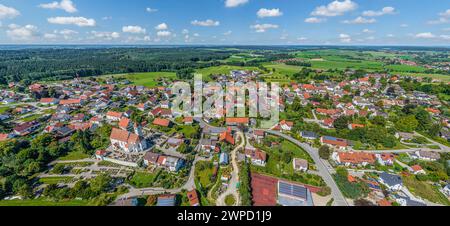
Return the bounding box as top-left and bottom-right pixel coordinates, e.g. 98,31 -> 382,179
0,0 -> 449,45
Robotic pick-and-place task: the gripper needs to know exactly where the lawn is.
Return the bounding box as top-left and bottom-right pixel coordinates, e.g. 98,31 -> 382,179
0,198 -> 89,206
21,114 -> 43,122
176,125 -> 199,139
251,137 -> 325,187
195,161 -> 215,188
225,194 -> 236,206
0,107 -> 9,114
402,175 -> 450,206
39,176 -> 74,185
128,170 -> 160,188
123,72 -> 177,87
57,150 -> 90,161
195,65 -> 260,80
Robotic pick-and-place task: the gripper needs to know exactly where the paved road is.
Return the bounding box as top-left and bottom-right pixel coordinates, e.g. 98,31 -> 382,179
216,131 -> 244,206
265,130 -> 349,206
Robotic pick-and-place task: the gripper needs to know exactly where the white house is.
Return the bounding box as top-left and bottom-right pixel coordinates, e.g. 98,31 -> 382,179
244,148 -> 267,167
110,128 -> 147,153
293,158 -> 308,172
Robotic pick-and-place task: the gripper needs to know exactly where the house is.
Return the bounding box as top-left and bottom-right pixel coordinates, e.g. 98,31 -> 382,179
187,189 -> 200,206
143,152 -> 160,166
106,111 -> 123,122
376,153 -> 395,166
183,117 -> 193,125
136,102 -> 149,111
414,150 -> 440,161
0,133 -> 12,142
252,130 -> 265,143
300,131 -> 318,140
156,155 -> 184,172
219,127 -> 235,145
225,117 -> 249,126
244,148 -> 267,167
219,152 -> 229,165
59,99 -> 83,106
332,152 -> 376,167
40,98 -> 59,105
279,120 -> 294,131
118,117 -> 132,131
321,136 -> 349,150
200,139 -> 218,153
396,132 -> 414,141
442,184 -> 450,197
293,158 -> 308,172
110,128 -> 147,153
348,124 -> 365,130
13,121 -> 40,136
112,197 -> 139,206
95,150 -> 107,160
378,172 -> 403,191
153,118 -> 171,127
167,138 -> 184,148
157,194 -> 176,206
410,165 -> 426,175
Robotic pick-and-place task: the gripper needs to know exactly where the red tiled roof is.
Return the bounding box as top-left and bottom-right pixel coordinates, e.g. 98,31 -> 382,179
153,118 -> 170,127
60,99 -> 81,105
106,111 -> 123,118
338,152 -> 376,164
226,117 -> 249,124
187,190 -> 200,206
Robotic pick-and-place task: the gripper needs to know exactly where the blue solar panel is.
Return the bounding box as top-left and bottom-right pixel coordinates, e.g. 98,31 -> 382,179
278,182 -> 307,199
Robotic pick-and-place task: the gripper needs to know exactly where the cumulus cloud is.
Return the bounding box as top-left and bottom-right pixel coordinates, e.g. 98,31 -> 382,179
257,8 -> 283,18
157,30 -> 172,37
39,0 -> 77,13
122,25 -> 146,34
91,31 -> 120,40
415,32 -> 435,39
297,37 -> 308,41
339,33 -> 351,43
362,28 -> 374,33
146,7 -> 158,13
311,0 -> 357,17
7,24 -> 39,40
362,7 -> 396,17
0,4 -> 20,19
48,17 -> 96,27
225,0 -> 249,8
304,17 -> 326,23
191,19 -> 220,27
250,24 -> 278,33
428,9 -> 450,24
155,23 -> 168,30
223,30 -> 232,35
439,9 -> 450,17
342,17 -> 376,24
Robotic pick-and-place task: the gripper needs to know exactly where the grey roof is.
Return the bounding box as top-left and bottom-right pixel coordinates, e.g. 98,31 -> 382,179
379,172 -> 402,186
301,131 -> 318,138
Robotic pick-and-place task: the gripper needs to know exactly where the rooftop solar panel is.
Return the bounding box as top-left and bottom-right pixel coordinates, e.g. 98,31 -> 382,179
278,181 -> 307,200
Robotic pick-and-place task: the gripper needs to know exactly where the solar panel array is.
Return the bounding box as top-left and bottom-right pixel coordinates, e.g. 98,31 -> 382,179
278,181 -> 307,200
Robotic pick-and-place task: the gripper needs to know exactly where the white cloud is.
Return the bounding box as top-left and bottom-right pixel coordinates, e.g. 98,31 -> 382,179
44,33 -> 58,39
102,16 -> 112,20
257,8 -> 283,18
225,0 -> 249,8
362,7 -> 396,17
223,30 -> 232,35
182,29 -> 189,34
428,9 -> 450,24
250,24 -> 278,33
297,37 -> 308,41
39,0 -> 77,13
58,29 -> 78,35
157,30 -> 172,37
7,24 -> 39,40
386,34 -> 395,37
0,4 -> 20,19
191,19 -> 220,27
155,23 -> 168,30
400,24 -> 408,28
304,17 -> 326,23
146,7 -> 158,13
415,32 -> 435,39
91,31 -> 120,40
122,25 -> 146,34
439,9 -> 450,17
339,33 -> 351,43
48,17 -> 96,27
311,0 -> 357,17
362,28 -> 374,33
342,17 -> 376,24
440,35 -> 450,40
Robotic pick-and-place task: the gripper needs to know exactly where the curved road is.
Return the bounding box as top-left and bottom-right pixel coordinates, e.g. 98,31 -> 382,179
265,130 -> 349,206
216,131 -> 244,206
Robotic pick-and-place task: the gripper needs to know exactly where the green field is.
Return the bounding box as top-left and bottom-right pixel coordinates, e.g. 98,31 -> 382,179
128,170 -> 159,188
0,198 -> 89,206
195,161 -> 215,188
39,176 -> 74,185
195,65 -> 260,78
57,151 -> 90,161
122,72 -> 177,87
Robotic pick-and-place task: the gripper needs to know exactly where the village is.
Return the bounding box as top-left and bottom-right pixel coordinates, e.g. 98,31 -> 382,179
0,67 -> 450,207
